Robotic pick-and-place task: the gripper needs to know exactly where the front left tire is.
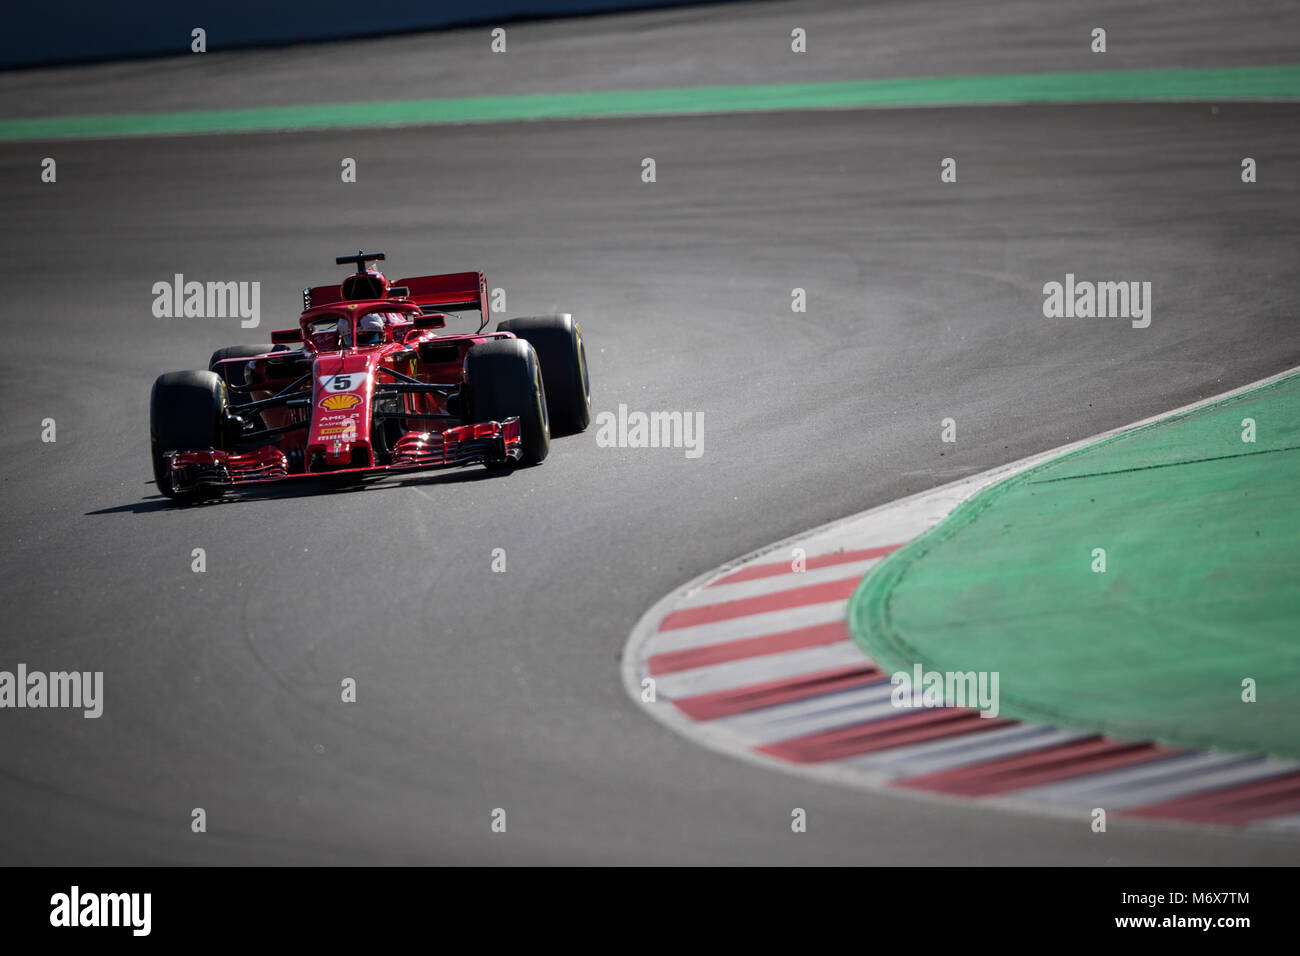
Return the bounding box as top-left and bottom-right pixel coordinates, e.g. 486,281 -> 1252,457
465,338 -> 550,467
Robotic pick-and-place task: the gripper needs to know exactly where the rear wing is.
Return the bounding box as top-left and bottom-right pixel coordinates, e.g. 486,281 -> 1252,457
395,272 -> 488,317
301,270 -> 489,322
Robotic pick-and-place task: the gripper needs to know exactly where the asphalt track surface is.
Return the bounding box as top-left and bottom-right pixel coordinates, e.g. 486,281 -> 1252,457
1,1 -> 1299,864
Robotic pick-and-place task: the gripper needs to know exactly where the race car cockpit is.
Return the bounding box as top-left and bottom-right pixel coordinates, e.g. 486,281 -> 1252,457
305,310 -> 409,351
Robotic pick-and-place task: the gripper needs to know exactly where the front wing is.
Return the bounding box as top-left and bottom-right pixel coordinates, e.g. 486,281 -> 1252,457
164,418 -> 521,493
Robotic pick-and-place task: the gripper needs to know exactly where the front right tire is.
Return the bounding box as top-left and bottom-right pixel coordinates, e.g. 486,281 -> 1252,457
150,369 -> 228,501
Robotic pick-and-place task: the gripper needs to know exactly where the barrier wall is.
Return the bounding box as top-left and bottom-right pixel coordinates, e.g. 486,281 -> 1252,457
3,1 -> 713,69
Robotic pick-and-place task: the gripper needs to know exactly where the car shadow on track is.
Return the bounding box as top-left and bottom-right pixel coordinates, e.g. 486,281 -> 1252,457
85,466 -> 514,515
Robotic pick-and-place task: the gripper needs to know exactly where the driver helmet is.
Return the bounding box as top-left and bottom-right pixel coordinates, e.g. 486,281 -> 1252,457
356,312 -> 387,346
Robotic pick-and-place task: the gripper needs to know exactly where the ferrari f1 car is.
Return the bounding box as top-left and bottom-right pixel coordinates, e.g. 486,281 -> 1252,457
149,252 -> 591,501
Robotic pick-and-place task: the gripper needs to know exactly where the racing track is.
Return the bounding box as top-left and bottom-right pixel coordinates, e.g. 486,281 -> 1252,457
1,0 -> 1299,864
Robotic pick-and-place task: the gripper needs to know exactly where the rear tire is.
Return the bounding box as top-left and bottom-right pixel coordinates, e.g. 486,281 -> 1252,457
150,370 -> 228,501
466,338 -> 550,467
496,314 -> 590,435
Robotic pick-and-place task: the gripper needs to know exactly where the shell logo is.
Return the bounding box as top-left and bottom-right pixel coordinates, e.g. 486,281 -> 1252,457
320,393 -> 362,411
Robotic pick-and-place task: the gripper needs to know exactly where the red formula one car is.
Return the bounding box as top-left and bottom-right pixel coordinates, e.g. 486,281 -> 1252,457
149,252 -> 591,501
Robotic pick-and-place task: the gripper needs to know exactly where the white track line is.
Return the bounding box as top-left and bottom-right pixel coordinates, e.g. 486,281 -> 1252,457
846,725 -> 1091,776
647,600 -> 851,652
718,684 -> 901,744
672,559 -> 884,608
1018,753 -> 1297,810
653,642 -> 870,699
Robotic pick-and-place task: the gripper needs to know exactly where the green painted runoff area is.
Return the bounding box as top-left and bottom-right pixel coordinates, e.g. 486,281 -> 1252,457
2,65 -> 1299,141
850,374 -> 1300,759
